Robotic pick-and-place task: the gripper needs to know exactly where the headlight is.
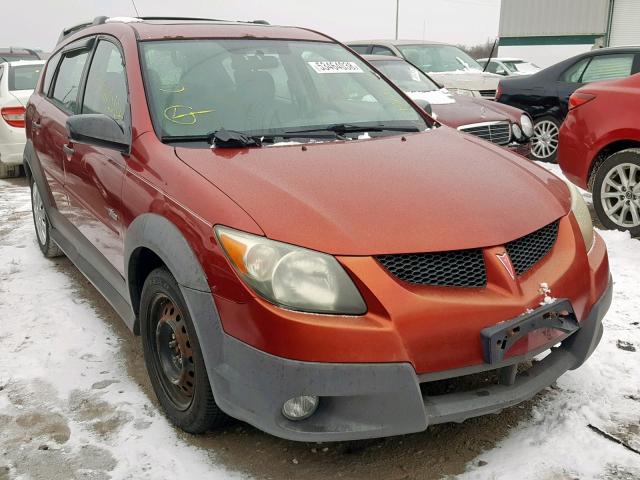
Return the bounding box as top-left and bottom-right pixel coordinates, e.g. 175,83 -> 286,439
214,226 -> 367,315
520,114 -> 534,137
566,182 -> 594,250
512,123 -> 523,140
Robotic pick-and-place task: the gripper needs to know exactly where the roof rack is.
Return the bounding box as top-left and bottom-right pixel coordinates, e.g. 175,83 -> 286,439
58,16 -> 107,43
57,16 -> 270,44
136,16 -> 270,25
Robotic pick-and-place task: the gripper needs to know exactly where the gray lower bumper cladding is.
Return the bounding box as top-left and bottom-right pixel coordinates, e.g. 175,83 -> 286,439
185,280 -> 612,442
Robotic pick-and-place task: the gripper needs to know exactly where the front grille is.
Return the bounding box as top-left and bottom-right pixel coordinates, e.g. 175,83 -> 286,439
479,89 -> 497,98
506,220 -> 560,276
376,249 -> 486,288
459,121 -> 512,145
376,220 -> 561,288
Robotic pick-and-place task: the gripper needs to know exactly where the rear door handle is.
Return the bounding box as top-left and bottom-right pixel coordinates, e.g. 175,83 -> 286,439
32,120 -> 42,130
63,144 -> 75,158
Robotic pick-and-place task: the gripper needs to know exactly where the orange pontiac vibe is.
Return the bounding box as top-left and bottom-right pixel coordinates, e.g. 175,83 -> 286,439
24,17 -> 611,441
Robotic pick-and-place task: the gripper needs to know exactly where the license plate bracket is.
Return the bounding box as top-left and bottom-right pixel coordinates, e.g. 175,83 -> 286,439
481,299 -> 579,364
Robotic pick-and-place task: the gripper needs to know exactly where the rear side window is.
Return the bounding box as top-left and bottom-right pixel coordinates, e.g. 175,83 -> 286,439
82,41 -> 128,122
560,58 -> 590,83
51,50 -> 90,114
8,65 -> 43,91
581,54 -> 634,83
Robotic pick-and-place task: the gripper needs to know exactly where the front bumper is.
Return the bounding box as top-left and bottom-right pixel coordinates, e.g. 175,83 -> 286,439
203,278 -> 611,442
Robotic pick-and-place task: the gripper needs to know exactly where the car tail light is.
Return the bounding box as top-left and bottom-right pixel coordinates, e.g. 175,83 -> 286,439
495,82 -> 502,101
1,106 -> 26,128
568,92 -> 596,110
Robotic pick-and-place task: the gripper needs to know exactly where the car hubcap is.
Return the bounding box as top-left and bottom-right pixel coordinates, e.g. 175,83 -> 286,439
32,186 -> 47,245
531,120 -> 559,160
153,295 -> 195,410
601,163 -> 640,228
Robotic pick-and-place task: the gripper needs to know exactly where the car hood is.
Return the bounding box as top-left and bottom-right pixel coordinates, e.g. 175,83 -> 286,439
428,71 -> 500,91
408,90 -> 521,128
174,127 -> 569,256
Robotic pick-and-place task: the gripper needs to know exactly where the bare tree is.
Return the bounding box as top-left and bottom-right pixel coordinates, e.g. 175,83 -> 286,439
458,38 -> 497,60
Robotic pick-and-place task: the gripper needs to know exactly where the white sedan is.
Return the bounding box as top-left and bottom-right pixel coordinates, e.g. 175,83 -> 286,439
0,60 -> 44,178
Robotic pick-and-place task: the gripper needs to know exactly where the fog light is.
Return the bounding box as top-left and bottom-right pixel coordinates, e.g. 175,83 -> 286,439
282,395 -> 319,421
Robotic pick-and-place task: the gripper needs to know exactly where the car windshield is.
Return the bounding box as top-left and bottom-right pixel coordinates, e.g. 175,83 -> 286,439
396,44 -> 483,73
9,64 -> 43,91
503,60 -> 539,73
372,60 -> 439,93
139,39 -> 427,141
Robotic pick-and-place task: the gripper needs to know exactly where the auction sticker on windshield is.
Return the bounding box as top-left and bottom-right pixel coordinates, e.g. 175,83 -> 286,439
308,61 -> 364,73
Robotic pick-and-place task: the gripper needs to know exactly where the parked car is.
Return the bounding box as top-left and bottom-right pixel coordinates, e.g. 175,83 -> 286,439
347,40 -> 501,99
497,46 -> 640,162
0,60 -> 45,177
26,16 -> 611,442
364,54 -> 531,156
0,47 -> 43,62
559,73 -> 640,235
477,57 -> 541,77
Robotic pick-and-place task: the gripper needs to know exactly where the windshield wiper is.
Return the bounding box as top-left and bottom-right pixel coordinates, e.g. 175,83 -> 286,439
286,123 -> 420,135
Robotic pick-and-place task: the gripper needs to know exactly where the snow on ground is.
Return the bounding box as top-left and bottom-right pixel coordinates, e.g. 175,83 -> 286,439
459,163 -> 640,479
0,160 -> 638,480
0,179 -> 246,479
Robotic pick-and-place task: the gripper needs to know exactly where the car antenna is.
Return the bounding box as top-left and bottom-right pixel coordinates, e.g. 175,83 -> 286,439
131,0 -> 141,16
483,38 -> 498,72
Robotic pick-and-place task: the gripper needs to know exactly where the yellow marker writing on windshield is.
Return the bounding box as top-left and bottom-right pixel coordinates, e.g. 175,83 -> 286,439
164,105 -> 215,125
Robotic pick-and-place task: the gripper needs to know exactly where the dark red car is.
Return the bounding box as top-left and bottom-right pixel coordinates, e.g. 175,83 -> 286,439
25,16 -> 610,442
364,55 -> 532,156
559,73 -> 640,236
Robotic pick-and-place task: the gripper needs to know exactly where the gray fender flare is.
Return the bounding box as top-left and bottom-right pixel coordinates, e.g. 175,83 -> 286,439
123,213 -> 227,399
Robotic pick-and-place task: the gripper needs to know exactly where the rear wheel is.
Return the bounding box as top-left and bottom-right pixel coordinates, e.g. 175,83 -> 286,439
592,149 -> 640,236
31,180 -> 63,257
140,267 -> 228,433
530,116 -> 560,162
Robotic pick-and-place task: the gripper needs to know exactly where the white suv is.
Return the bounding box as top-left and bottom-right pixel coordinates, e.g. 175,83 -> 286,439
0,60 -> 44,177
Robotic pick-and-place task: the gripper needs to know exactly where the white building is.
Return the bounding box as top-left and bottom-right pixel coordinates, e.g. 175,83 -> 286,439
498,0 -> 640,67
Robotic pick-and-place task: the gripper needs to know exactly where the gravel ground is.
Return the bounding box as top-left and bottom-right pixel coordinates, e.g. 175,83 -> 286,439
1,168 -> 638,480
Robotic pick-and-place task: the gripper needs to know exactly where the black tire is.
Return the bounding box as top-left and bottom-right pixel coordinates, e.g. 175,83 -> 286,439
30,180 -> 63,258
592,149 -> 640,236
530,116 -> 561,163
140,267 -> 228,433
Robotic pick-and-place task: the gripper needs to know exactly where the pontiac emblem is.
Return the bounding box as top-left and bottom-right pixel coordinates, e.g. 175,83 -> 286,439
497,252 -> 516,279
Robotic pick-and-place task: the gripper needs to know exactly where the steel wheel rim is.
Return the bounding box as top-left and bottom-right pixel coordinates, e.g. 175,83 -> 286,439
32,186 -> 47,245
600,162 -> 640,228
151,294 -> 195,411
531,120 -> 559,160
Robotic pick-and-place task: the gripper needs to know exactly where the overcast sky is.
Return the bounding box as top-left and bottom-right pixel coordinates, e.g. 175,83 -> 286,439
1,0 -> 501,52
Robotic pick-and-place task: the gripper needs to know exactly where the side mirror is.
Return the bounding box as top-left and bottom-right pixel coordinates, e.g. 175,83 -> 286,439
66,114 -> 130,153
413,98 -> 433,116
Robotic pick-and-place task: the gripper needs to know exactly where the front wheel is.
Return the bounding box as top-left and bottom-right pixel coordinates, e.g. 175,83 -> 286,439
140,267 -> 228,433
592,150 -> 640,236
530,116 -> 560,162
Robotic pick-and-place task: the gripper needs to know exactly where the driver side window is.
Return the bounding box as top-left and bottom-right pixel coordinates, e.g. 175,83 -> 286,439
82,40 -> 128,123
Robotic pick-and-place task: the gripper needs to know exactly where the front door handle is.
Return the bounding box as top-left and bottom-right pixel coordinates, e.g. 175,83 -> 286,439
63,144 -> 75,158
